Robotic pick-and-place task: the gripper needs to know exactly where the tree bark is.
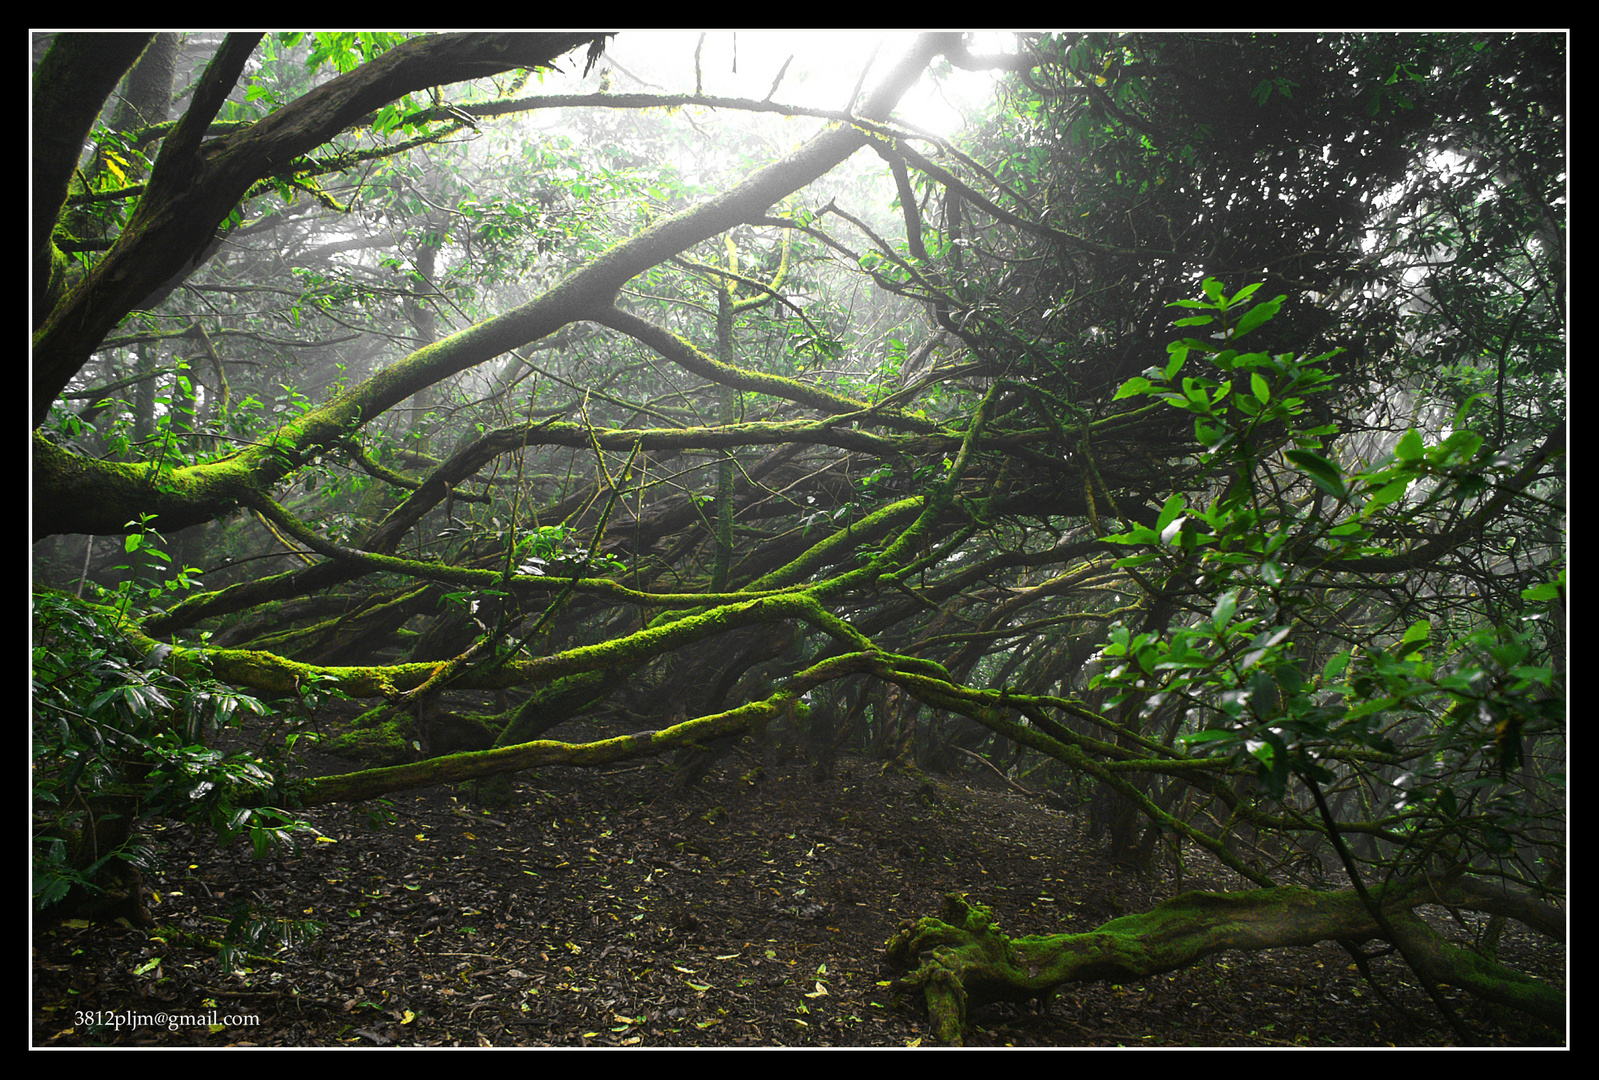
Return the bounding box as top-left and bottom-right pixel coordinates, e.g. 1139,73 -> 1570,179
885,887 -> 1564,1045
32,33 -> 606,424
31,33 -> 155,325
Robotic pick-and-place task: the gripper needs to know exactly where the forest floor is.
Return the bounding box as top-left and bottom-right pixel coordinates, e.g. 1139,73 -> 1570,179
32,719 -> 1566,1048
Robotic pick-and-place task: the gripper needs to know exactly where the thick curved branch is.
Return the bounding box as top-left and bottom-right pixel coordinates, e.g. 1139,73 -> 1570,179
31,34 -> 155,322
886,883 -> 1563,1045
34,35 -> 951,538
33,33 -> 607,423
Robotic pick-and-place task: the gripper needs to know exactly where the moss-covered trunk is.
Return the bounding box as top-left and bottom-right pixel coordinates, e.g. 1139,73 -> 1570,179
885,886 -> 1563,1045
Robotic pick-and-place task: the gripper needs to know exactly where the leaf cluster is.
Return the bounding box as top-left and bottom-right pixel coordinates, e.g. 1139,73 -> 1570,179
31,590 -> 308,915
1092,281 -> 1563,883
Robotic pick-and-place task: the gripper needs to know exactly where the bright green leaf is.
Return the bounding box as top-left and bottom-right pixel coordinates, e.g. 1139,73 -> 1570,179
1284,448 -> 1347,498
1394,428 -> 1425,462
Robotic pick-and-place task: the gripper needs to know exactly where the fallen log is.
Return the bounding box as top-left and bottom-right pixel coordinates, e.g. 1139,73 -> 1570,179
884,882 -> 1563,1044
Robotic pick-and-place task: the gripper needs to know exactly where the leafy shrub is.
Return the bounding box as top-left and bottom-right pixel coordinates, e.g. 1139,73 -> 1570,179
1093,280 -> 1564,889
32,589 -> 308,922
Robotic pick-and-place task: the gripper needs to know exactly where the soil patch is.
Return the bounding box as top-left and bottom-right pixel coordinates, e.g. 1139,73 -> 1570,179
33,731 -> 1565,1047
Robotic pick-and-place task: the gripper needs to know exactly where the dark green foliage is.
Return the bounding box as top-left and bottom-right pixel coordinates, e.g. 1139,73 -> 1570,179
1092,280 -> 1563,891
31,590 -> 305,920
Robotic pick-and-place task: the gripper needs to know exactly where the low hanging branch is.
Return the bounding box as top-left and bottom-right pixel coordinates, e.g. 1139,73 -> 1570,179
267,650 -> 881,806
885,885 -> 1564,1045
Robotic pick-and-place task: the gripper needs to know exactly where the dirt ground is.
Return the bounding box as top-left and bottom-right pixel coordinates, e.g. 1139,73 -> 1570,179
32,725 -> 1566,1048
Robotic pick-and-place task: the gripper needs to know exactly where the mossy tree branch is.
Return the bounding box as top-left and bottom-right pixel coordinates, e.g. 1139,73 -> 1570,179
33,34 -> 953,535
885,887 -> 1563,1045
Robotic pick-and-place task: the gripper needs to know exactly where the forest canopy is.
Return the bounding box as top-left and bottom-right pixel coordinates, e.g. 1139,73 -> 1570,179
31,32 -> 1564,1042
